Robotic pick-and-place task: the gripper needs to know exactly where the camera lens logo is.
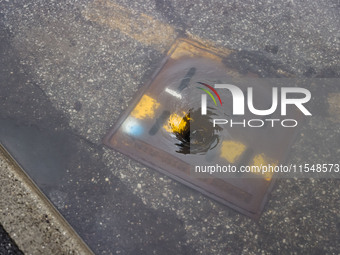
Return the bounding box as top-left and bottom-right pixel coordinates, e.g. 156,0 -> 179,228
197,82 -> 312,128
196,82 -> 223,115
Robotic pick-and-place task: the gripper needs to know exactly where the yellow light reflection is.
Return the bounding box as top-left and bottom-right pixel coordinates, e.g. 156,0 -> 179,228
163,112 -> 190,133
251,153 -> 278,181
131,95 -> 160,119
220,141 -> 246,164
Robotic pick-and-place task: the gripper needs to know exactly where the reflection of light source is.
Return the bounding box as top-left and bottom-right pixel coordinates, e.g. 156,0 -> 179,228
122,117 -> 144,136
163,112 -> 189,133
165,88 -> 182,99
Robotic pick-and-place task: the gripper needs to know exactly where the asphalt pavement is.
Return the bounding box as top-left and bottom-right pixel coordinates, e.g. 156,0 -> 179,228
0,0 -> 339,254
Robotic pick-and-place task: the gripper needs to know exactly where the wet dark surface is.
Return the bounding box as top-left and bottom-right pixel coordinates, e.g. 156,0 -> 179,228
0,119 -> 74,187
0,224 -> 23,255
